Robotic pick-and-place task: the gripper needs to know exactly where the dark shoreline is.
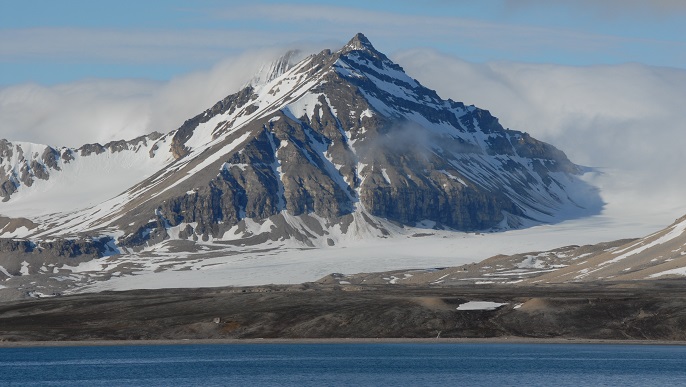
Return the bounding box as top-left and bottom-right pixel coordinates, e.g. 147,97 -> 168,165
3,282 -> 686,344
3,337 -> 686,348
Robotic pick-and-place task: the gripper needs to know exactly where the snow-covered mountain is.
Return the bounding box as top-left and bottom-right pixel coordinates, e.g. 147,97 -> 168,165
0,34 -> 603,298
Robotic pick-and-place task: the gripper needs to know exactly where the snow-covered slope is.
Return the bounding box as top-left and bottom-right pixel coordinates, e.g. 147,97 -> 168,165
324,213 -> 686,288
0,134 -> 173,221
524,215 -> 686,283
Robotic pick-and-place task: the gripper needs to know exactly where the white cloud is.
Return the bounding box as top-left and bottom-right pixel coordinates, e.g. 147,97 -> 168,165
394,49 -> 686,227
0,79 -> 157,147
0,47 -> 317,147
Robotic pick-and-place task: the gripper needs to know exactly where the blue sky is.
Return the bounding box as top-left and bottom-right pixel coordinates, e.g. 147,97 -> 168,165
1,0 -> 685,85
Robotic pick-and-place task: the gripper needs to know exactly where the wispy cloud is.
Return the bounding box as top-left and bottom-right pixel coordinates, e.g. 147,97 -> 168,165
504,0 -> 686,17
2,3 -> 683,70
0,47 -> 312,147
214,3 -> 628,47
0,28 -> 305,65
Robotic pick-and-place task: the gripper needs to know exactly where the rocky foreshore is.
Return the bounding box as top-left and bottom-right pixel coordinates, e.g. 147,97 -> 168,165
1,281 -> 686,342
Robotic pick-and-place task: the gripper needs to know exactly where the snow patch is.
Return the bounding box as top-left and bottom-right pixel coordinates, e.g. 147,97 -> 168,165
456,301 -> 508,311
20,261 -> 30,276
0,265 -> 12,278
381,168 -> 391,184
602,219 -> 686,266
649,267 -> 686,278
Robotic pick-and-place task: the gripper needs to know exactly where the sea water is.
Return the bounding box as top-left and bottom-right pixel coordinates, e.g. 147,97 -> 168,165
1,343 -> 686,386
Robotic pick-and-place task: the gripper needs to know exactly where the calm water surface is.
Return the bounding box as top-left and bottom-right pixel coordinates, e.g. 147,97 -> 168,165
1,343 -> 686,386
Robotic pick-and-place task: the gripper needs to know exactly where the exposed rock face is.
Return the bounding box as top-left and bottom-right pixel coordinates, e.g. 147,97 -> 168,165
0,237 -> 114,280
0,237 -> 112,259
171,87 -> 258,159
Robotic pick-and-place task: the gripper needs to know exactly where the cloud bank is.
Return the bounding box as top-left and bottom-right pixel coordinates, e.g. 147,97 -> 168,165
0,48 -> 315,147
395,49 -> 686,228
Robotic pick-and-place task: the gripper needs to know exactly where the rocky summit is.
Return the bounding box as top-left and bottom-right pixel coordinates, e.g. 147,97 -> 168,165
0,34 -> 602,298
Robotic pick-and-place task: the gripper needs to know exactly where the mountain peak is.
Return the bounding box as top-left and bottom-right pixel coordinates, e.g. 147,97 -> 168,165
341,32 -> 378,54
